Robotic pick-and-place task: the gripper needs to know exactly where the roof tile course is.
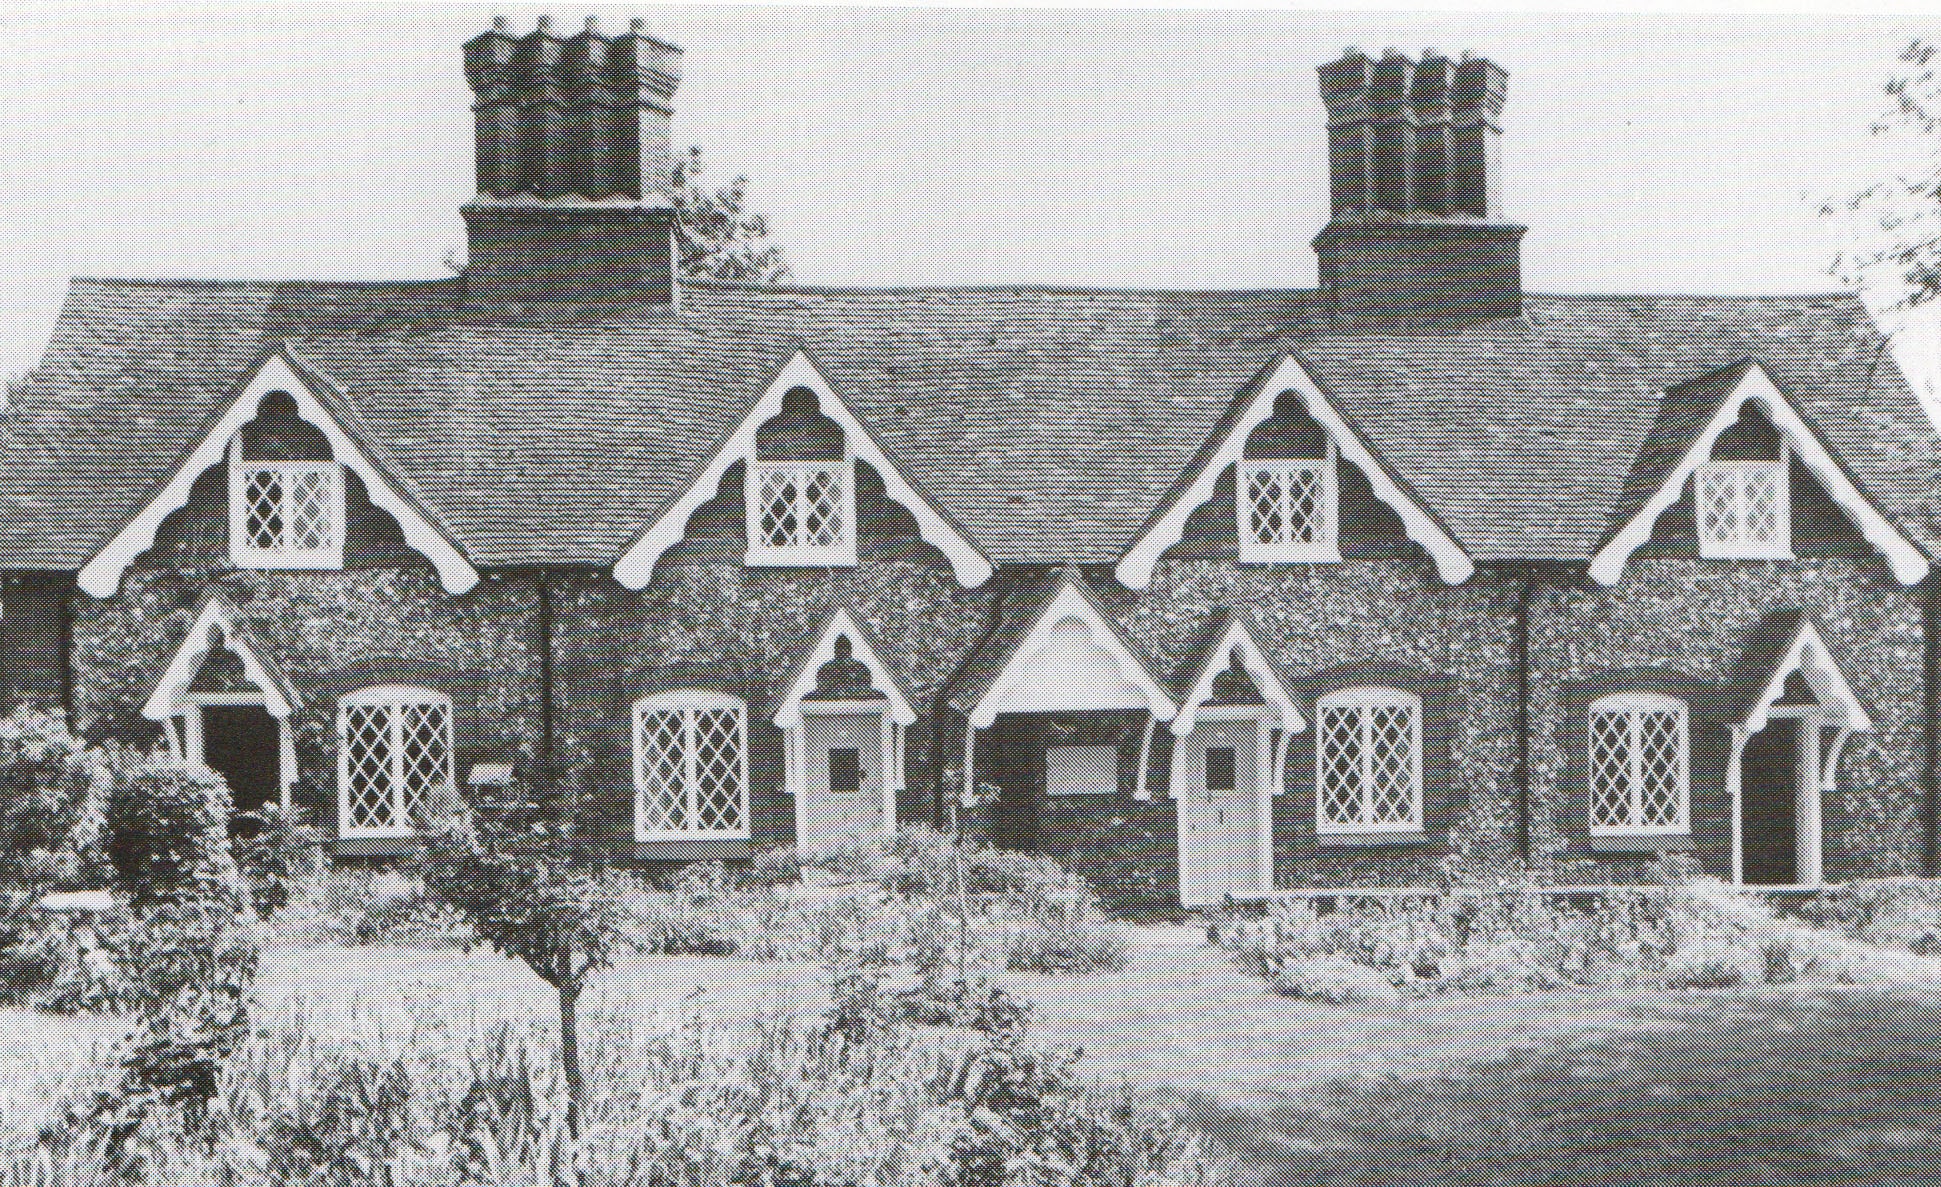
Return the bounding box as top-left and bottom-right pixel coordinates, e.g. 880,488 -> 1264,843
2,277 -> 1934,572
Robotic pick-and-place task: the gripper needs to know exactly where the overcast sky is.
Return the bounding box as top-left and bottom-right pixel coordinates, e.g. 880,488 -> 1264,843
2,4 -> 1939,386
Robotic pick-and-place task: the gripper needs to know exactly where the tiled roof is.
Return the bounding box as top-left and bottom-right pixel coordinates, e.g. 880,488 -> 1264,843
2,276 -> 1935,571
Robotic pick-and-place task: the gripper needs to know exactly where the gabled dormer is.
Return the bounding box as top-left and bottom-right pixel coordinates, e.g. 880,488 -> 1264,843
1590,361 -> 1929,586
1117,354 -> 1473,588
612,351 -> 993,589
76,351 -> 478,597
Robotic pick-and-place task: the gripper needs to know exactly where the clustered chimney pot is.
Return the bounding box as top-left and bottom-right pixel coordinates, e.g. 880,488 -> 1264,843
1312,47 -> 1526,322
460,16 -> 682,305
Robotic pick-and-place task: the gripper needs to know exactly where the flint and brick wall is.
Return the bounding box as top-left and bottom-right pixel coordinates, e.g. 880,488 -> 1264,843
17,423 -> 1939,898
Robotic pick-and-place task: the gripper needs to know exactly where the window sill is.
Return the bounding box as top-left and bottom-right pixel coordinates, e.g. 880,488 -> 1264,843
332,834 -> 418,858
1587,832 -> 1694,854
1696,547 -> 1794,562
744,549 -> 858,569
1315,829 -> 1435,849
1238,551 -> 1342,566
230,551 -> 345,571
634,837 -> 754,861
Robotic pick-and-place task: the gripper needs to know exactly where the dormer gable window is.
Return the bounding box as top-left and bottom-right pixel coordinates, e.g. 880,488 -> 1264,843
1694,405 -> 1789,559
227,392 -> 345,569
746,386 -> 857,566
1238,393 -> 1340,564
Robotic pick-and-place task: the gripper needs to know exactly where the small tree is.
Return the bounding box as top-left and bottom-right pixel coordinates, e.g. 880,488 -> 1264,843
672,146 -> 791,283
1826,40 -> 1941,309
416,775 -> 633,1139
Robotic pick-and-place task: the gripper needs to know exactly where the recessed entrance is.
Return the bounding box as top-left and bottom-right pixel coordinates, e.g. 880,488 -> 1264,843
1739,718 -> 1798,886
198,703 -> 283,815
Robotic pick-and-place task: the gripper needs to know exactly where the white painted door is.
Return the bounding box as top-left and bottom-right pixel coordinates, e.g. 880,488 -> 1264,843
1177,718 -> 1267,906
798,712 -> 893,854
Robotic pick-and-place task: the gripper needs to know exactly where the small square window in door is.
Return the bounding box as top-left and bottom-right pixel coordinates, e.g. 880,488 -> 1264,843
828,747 -> 863,793
1205,746 -> 1237,793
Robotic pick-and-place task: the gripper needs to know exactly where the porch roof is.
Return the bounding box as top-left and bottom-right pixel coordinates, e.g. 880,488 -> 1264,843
947,570 -> 1175,727
1721,609 -> 1873,733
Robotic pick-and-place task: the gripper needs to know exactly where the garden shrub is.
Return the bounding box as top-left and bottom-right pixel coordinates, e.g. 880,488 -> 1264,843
1216,876 -> 1870,997
104,759 -> 244,911
0,708 -> 113,890
1796,877 -> 1941,955
272,866 -> 474,948
1267,954 -> 1402,1003
231,802 -> 326,919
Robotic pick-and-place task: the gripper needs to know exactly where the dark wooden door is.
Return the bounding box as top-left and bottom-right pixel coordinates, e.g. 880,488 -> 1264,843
1740,719 -> 1797,885
201,705 -> 281,815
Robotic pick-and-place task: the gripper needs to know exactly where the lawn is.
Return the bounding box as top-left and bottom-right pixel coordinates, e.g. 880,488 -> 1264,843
12,925 -> 1941,1186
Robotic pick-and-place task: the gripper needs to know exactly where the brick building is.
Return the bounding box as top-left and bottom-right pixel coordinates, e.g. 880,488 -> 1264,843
4,24 -> 1938,904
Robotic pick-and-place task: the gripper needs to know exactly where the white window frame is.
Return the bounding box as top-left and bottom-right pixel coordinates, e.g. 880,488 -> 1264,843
745,457 -> 859,567
228,436 -> 346,569
1589,692 -> 1691,837
1237,443 -> 1341,564
1693,444 -> 1790,560
335,685 -> 455,839
1315,686 -> 1424,834
633,690 -> 753,841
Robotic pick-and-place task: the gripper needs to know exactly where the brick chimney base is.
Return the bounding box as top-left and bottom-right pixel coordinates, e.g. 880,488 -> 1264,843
1313,220 -> 1526,322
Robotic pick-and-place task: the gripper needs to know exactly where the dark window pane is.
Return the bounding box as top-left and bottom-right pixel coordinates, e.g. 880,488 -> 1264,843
829,747 -> 862,793
1206,746 -> 1237,793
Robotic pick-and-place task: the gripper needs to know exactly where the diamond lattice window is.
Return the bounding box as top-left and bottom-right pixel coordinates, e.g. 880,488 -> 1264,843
1316,688 -> 1422,832
633,692 -> 750,839
1239,452 -> 1338,563
1695,460 -> 1788,558
1589,694 -> 1689,834
337,688 -> 453,837
748,461 -> 855,565
231,451 -> 343,568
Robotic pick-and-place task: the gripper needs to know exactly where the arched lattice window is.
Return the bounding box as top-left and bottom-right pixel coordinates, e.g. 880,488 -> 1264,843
1316,687 -> 1422,832
634,691 -> 751,839
1694,406 -> 1789,559
1238,392 -> 1339,563
228,392 -> 345,568
1589,693 -> 1690,834
337,686 -> 453,837
746,387 -> 856,566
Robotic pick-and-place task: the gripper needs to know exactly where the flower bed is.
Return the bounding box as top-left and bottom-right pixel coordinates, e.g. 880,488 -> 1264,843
270,827 -> 1128,975
1214,878 -> 1909,997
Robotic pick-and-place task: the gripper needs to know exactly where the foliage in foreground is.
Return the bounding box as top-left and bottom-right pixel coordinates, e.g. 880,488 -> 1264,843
1215,876 -> 1914,998
276,826 -> 1128,975
1,971 -> 1221,1187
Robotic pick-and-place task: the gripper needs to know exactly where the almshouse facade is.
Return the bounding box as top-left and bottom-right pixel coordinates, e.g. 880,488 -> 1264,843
4,22 -> 1939,904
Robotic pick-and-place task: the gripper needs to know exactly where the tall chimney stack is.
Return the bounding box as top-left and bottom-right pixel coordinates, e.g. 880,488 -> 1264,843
461,16 -> 683,304
1311,48 -> 1525,322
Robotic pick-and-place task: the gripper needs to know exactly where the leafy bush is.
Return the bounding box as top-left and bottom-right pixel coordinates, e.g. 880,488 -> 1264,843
1216,877 -> 1872,997
1266,954 -> 1403,1003
1001,908 -> 1128,974
0,708 -> 113,901
271,867 -> 473,948
1796,877 -> 1941,955
104,759 -> 243,911
231,802 -> 326,919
